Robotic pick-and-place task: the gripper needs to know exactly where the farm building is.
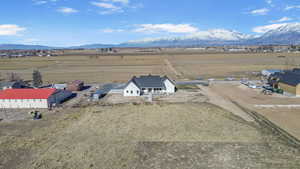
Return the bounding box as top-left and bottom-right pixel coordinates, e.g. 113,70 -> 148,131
123,75 -> 176,97
67,80 -> 84,91
92,83 -> 125,101
278,71 -> 300,96
52,83 -> 67,90
0,88 -> 72,109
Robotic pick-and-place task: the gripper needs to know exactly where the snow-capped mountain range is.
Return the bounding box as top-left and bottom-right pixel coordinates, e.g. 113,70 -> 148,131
1,23 -> 300,49
127,29 -> 253,43
123,23 -> 300,47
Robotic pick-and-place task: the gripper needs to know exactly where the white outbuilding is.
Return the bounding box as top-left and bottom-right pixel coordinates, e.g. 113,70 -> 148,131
0,88 -> 72,109
123,75 -> 176,97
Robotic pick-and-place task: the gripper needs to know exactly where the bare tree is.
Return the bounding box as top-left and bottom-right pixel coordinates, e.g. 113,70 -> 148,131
6,72 -> 22,82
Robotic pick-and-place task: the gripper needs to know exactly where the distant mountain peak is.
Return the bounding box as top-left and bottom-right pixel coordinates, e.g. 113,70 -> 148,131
125,29 -> 252,46
1,23 -> 300,49
185,29 -> 253,41
263,22 -> 300,37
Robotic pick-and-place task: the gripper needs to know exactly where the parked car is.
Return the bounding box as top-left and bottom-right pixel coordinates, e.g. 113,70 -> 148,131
248,84 -> 257,89
225,77 -> 235,81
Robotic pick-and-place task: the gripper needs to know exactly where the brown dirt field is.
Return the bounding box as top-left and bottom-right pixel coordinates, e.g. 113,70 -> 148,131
209,83 -> 300,141
167,53 -> 300,79
1,103 -> 300,169
1,52 -> 300,83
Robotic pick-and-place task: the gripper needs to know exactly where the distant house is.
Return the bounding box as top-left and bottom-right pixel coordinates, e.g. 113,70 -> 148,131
278,71 -> 300,96
0,88 -> 72,109
0,81 -> 24,90
67,80 -> 84,91
52,84 -> 67,90
123,75 -> 176,97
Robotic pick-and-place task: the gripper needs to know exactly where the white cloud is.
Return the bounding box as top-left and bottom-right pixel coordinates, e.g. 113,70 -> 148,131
135,24 -> 199,34
249,8 -> 270,15
34,1 -> 47,5
33,0 -> 59,5
90,0 -> 140,14
101,28 -> 124,33
0,24 -> 26,36
270,17 -> 293,23
101,0 -> 129,5
252,23 -> 287,33
91,2 -> 119,10
91,2 -> 123,14
285,5 -> 300,11
57,7 -> 78,14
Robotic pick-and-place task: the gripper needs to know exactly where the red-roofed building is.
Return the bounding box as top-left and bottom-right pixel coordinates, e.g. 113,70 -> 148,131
0,88 -> 72,109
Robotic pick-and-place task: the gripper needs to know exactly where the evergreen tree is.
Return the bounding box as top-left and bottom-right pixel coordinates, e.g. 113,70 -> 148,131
33,70 -> 43,87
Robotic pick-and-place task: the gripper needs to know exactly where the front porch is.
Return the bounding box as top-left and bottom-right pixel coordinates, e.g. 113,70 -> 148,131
141,88 -> 165,95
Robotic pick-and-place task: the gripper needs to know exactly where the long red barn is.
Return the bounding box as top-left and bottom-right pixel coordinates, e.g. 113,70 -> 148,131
0,88 -> 72,109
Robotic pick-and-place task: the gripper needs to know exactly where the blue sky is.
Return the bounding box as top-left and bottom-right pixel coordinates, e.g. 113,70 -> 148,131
0,0 -> 300,46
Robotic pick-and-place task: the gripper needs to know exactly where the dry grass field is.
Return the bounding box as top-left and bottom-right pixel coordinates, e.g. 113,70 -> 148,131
168,52 -> 300,79
1,103 -> 299,169
1,50 -> 300,83
1,50 -> 300,169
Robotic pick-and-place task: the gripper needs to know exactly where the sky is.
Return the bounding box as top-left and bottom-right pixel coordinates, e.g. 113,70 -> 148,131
0,0 -> 300,46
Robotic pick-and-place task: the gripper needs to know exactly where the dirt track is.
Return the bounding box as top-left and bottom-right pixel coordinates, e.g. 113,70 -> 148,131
197,85 -> 254,122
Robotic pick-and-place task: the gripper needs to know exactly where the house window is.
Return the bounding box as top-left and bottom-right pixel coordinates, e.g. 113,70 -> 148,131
131,91 -> 133,94
126,90 -> 129,93
137,91 -> 139,94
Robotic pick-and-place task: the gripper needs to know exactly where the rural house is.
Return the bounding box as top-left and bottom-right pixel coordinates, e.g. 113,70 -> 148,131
67,80 -> 84,91
123,75 -> 176,97
278,70 -> 300,96
0,88 -> 72,109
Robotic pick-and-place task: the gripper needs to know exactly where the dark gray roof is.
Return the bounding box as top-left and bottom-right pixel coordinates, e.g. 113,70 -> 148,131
279,72 -> 300,86
0,81 -> 21,89
128,75 -> 172,89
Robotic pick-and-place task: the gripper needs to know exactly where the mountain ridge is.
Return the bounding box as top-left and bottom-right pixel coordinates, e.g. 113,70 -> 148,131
1,23 -> 300,49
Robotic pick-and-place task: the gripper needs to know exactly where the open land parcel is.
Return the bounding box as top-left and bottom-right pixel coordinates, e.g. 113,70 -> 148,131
0,49 -> 300,169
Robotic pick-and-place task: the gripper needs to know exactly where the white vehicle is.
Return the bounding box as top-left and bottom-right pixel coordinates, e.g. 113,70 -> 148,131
248,84 -> 257,89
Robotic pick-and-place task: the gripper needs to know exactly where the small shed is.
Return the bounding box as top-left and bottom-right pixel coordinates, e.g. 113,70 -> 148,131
92,90 -> 106,101
67,80 -> 84,91
52,84 -> 67,90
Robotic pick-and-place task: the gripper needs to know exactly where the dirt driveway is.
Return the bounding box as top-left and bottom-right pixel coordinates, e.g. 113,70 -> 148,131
208,83 -> 300,141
